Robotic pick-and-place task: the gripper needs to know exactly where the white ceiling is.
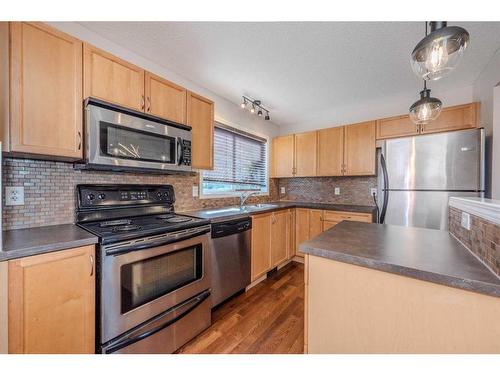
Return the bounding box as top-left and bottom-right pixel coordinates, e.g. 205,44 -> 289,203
78,22 -> 500,129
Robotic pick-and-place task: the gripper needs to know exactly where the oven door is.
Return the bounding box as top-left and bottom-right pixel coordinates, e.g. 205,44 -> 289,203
100,228 -> 210,344
86,100 -> 191,172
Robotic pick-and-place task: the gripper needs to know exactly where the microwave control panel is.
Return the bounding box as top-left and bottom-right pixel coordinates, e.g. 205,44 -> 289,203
181,139 -> 191,166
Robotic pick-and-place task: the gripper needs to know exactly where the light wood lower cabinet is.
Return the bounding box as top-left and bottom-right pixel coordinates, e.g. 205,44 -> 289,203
7,22 -> 83,159
187,91 -> 214,170
306,255 -> 500,353
295,209 -> 373,257
7,245 -> 95,354
251,209 -> 293,281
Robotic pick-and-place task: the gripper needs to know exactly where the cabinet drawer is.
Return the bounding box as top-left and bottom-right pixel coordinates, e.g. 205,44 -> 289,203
323,211 -> 372,223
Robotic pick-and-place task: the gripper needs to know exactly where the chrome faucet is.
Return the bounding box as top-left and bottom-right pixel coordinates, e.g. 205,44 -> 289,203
239,190 -> 260,208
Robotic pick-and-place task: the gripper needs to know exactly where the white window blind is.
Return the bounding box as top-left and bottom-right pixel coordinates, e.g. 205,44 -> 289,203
202,125 -> 268,196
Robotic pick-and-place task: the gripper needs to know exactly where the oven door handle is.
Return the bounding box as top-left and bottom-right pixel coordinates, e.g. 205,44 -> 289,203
104,226 -> 210,256
177,137 -> 184,165
103,290 -> 211,354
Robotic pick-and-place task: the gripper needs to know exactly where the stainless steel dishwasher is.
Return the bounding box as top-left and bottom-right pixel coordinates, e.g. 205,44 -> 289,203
210,217 -> 252,307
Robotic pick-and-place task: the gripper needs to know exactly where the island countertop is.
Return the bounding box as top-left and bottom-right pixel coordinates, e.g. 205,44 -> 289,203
299,221 -> 500,298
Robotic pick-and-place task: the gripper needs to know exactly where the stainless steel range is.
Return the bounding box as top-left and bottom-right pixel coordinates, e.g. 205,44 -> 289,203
76,184 -> 211,354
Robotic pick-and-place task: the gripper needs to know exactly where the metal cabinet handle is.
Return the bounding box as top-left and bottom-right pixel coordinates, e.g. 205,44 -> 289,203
90,255 -> 94,277
146,97 -> 151,112
141,95 -> 145,110
77,131 -> 82,150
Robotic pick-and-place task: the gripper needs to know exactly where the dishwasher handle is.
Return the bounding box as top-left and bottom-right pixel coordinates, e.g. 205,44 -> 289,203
211,217 -> 252,238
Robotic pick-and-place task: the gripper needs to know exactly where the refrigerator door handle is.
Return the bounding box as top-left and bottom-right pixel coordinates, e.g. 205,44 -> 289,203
380,153 -> 389,224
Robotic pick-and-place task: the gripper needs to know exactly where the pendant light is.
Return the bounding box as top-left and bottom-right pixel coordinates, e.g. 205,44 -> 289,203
411,21 -> 469,81
409,81 -> 442,125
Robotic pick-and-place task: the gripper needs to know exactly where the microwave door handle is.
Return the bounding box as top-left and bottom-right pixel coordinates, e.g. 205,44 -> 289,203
104,290 -> 211,354
177,137 -> 184,165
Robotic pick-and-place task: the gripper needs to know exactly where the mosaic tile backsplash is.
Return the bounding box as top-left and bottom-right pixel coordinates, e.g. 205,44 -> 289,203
2,158 -> 279,230
449,206 -> 500,277
2,158 -> 377,230
278,176 -> 378,206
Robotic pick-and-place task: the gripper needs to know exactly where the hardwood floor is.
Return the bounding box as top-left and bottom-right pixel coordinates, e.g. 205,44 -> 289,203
177,262 -> 304,354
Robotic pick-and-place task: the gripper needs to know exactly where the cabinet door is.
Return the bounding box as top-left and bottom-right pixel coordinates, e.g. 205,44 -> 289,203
83,43 -> 145,111
295,131 -> 318,177
421,103 -> 479,135
295,208 -> 310,258
272,135 -> 295,177
288,209 -> 295,260
271,210 -> 289,267
145,72 -> 186,124
309,209 -> 324,238
344,121 -> 376,176
376,115 -> 419,140
251,213 -> 272,281
187,91 -> 214,170
8,245 -> 95,354
9,22 -> 83,159
317,126 -> 344,176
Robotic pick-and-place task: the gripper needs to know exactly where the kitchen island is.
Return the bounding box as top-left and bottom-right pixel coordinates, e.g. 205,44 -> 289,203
299,221 -> 500,353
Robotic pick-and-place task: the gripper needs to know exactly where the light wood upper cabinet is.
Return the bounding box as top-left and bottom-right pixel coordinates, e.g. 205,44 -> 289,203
376,115 -> 419,140
317,126 -> 344,176
8,245 -> 95,354
8,22 -> 83,159
84,43 -> 145,111
377,102 -> 480,139
251,213 -> 272,281
187,91 -> 214,170
272,135 -> 295,177
295,131 -> 318,177
145,72 -> 187,124
344,121 -> 376,176
271,210 -> 290,267
421,102 -> 480,135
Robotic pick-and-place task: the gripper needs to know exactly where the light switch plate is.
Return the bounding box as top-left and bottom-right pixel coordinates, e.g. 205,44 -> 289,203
5,186 -> 24,206
461,212 -> 471,230
280,186 -> 286,195
192,186 -> 199,197
334,187 -> 340,195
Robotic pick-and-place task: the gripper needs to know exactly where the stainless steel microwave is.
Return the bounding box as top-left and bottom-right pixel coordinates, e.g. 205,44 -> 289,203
82,98 -> 192,173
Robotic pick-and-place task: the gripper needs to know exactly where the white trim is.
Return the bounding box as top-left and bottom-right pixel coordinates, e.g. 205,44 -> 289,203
449,197 -> 500,226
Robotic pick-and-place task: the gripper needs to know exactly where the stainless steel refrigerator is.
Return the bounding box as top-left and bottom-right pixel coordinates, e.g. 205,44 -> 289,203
377,128 -> 484,230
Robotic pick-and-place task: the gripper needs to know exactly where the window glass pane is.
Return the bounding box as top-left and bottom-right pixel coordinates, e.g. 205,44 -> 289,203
201,125 -> 268,196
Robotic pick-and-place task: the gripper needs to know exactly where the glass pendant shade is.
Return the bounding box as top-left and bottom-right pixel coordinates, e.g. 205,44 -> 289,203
409,88 -> 442,125
411,22 -> 469,81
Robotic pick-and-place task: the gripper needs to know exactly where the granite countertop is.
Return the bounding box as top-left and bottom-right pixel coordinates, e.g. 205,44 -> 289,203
183,201 -> 376,222
299,221 -> 500,298
1,224 -> 99,261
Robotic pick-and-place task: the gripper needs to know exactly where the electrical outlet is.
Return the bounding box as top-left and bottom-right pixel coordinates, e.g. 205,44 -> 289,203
461,212 -> 471,230
5,186 -> 24,206
370,188 -> 377,197
334,187 -> 340,195
280,186 -> 286,195
192,186 -> 199,198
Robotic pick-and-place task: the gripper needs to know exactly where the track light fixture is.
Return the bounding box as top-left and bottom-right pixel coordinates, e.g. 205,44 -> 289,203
240,96 -> 271,121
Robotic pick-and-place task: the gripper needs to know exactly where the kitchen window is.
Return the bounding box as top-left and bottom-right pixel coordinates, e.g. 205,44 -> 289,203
201,124 -> 268,197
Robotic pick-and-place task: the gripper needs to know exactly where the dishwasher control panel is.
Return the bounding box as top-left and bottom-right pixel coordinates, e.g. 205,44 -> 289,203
211,217 -> 252,238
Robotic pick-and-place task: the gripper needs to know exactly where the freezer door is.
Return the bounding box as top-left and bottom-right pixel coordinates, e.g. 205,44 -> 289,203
384,129 -> 483,191
383,191 -> 482,230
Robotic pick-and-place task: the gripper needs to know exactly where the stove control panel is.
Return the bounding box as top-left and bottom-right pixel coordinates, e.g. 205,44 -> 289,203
78,185 -> 175,208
